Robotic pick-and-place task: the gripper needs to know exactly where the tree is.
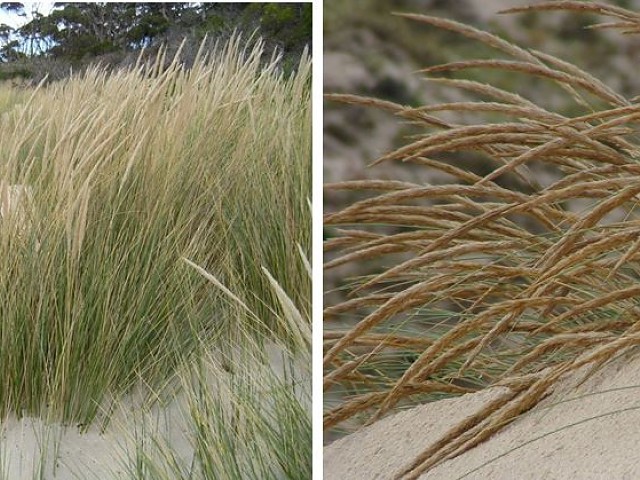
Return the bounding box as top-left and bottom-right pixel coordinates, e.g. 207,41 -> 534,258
0,3 -> 311,81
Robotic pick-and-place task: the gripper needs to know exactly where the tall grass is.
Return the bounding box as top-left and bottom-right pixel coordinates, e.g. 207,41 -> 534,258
0,32 -> 310,438
126,253 -> 311,479
324,1 -> 640,478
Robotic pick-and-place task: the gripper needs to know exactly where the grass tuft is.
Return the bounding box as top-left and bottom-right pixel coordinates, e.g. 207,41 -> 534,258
324,1 -> 640,477
0,31 -> 310,457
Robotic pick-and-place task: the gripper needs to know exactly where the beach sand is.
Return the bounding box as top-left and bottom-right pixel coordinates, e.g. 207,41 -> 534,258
325,347 -> 640,479
0,342 -> 304,479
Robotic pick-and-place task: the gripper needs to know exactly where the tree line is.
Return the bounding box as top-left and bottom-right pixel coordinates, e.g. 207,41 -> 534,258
0,2 -> 311,81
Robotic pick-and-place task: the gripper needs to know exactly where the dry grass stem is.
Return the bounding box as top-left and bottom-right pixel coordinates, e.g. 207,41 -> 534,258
324,1 -> 640,477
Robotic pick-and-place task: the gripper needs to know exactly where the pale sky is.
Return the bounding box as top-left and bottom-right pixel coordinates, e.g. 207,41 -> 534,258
0,2 -> 54,29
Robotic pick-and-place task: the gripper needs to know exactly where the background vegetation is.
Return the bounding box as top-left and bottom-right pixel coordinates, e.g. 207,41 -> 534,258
0,2 -> 312,82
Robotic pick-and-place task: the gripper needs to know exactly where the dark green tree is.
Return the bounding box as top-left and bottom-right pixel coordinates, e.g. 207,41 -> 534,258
0,3 -> 311,80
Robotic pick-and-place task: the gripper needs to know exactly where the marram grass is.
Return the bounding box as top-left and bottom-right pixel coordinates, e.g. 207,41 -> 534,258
324,2 -> 640,478
0,32 -> 310,437
0,217 -> 311,480
125,253 -> 311,480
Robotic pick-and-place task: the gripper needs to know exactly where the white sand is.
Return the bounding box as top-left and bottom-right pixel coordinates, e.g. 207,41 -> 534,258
325,347 -> 640,479
0,342 -> 305,479
0,392 -> 191,480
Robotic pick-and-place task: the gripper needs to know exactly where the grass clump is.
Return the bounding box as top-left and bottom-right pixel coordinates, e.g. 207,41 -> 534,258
0,30 -> 310,443
125,258 -> 311,480
324,1 -> 640,478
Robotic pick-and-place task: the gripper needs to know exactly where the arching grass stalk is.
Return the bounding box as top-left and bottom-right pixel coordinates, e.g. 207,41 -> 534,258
0,33 -> 310,429
324,1 -> 640,477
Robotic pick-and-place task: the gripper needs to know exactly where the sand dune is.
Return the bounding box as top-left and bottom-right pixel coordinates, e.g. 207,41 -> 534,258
0,342 -> 303,479
325,347 -> 640,479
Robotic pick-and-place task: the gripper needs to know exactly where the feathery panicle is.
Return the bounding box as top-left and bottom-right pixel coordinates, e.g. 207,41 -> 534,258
324,2 -> 640,477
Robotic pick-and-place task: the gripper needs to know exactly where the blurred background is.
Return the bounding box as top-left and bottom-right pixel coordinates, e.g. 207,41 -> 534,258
324,0 -> 640,303
324,0 -> 640,182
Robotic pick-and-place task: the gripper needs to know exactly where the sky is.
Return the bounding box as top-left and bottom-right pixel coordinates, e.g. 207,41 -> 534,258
0,2 -> 54,29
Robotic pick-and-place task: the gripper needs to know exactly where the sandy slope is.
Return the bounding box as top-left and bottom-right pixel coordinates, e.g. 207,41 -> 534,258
325,347 -> 640,479
0,342 -> 302,480
0,392 -> 191,480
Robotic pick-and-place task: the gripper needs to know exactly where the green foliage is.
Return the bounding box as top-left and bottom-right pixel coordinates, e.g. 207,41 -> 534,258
244,3 -> 312,50
0,64 -> 31,80
126,11 -> 171,45
0,3 -> 311,72
194,14 -> 225,38
0,35 -> 310,480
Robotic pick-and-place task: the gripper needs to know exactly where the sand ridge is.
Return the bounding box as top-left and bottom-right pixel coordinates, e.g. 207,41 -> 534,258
0,342 -> 303,479
325,348 -> 640,479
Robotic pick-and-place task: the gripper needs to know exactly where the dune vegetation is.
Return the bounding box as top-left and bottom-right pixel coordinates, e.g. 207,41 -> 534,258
324,1 -> 640,478
0,35 -> 310,479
